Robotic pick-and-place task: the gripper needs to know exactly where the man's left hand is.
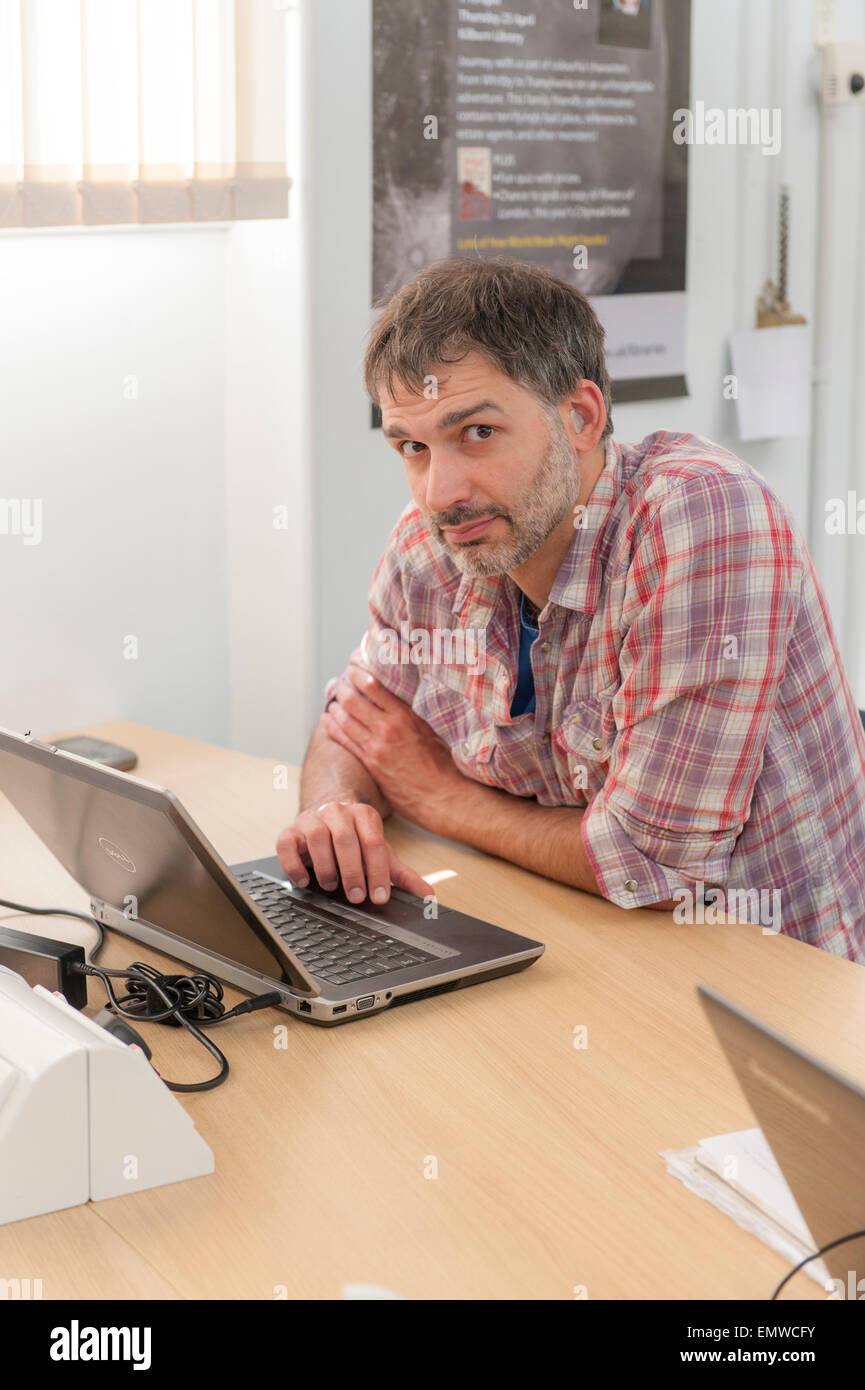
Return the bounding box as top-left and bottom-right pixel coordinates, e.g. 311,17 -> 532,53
322,664 -> 462,828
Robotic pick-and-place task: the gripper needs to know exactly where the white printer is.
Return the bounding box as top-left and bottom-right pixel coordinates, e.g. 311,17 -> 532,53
0,965 -> 213,1226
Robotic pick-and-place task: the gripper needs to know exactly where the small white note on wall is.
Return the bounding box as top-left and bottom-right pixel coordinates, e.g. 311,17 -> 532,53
729,325 -> 812,442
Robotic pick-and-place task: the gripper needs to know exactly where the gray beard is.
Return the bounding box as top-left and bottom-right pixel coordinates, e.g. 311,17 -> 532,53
427,413 -> 581,577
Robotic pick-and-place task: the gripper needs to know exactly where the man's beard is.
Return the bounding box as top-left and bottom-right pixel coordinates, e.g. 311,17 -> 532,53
426,411 -> 581,577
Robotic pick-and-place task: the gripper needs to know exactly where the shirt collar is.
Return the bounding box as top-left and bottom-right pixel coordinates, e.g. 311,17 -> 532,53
450,435 -> 622,624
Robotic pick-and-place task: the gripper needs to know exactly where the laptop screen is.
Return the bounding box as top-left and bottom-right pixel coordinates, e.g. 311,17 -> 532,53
0,729 -> 295,985
699,984 -> 865,1283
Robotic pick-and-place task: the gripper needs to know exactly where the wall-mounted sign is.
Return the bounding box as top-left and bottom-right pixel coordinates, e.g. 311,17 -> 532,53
372,0 -> 691,412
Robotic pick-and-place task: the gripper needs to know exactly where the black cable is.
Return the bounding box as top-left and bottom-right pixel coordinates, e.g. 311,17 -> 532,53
74,960 -> 232,1091
1,893 -> 281,1091
770,1227 -> 865,1299
0,895 -> 104,960
71,960 -> 282,1092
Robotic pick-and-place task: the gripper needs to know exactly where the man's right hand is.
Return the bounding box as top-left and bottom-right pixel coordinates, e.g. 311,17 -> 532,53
275,798 -> 430,906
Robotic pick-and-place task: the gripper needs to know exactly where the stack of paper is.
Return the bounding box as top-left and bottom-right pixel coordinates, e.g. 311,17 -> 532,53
660,1128 -> 833,1292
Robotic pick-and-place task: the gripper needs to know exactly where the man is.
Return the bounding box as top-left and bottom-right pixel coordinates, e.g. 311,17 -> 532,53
276,256 -> 865,961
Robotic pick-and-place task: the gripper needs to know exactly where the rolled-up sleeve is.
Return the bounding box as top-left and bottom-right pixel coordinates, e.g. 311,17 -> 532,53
323,504 -> 424,712
580,473 -> 801,909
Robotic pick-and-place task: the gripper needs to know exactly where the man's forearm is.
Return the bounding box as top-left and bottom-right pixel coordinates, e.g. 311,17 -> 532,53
300,717 -> 391,818
420,774 -> 600,892
416,773 -> 677,910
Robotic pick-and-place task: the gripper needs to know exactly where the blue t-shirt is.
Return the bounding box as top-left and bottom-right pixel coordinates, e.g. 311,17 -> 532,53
509,591 -> 539,717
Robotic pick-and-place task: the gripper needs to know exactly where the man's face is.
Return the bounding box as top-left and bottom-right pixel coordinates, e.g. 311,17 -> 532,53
379,354 -> 580,576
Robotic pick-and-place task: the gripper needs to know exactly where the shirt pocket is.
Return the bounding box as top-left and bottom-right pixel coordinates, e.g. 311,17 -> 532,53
553,689 -> 617,801
411,674 -> 499,787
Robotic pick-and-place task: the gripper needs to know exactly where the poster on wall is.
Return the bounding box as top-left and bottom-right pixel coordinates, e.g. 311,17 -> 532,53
371,0 -> 690,418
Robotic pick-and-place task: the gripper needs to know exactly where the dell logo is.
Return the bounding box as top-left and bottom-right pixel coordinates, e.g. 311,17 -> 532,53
97,838 -> 136,873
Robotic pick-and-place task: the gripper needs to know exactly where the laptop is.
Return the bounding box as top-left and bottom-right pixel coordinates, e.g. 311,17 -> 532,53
0,726 -> 544,1025
698,983 -> 865,1286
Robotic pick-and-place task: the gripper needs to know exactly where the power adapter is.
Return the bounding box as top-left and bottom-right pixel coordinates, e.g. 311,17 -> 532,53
0,925 -> 87,1009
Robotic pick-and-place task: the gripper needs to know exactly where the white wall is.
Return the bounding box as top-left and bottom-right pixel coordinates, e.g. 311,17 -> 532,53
223,215 -> 314,763
805,0 -> 865,704
0,225 -> 233,746
223,7 -> 314,763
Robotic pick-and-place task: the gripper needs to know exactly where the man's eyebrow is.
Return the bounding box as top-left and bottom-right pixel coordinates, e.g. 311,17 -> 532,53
382,400 -> 505,440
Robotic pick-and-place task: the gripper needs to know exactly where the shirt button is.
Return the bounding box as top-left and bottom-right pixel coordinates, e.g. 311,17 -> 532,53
592,736 -> 602,751
542,732 -> 551,743
539,641 -> 552,654
624,879 -> 639,893
461,742 -> 470,757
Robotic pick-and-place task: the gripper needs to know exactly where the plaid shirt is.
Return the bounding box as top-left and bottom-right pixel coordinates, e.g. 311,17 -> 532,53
326,430 -> 865,963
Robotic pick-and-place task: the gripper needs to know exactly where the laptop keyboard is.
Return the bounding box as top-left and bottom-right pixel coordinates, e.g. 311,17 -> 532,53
233,870 -> 437,986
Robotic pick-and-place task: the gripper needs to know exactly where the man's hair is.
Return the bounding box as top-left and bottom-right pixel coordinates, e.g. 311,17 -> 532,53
365,256 -> 613,440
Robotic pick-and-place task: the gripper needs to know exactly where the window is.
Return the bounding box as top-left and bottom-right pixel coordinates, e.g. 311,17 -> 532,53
0,0 -> 290,227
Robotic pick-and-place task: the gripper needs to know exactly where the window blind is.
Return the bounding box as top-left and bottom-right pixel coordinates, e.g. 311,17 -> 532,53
0,0 -> 290,228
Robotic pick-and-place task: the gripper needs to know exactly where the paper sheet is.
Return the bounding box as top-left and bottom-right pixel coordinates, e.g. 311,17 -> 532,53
729,325 -> 812,442
661,1127 -> 833,1292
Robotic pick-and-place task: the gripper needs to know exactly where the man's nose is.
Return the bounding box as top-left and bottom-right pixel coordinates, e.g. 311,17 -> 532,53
424,449 -> 472,515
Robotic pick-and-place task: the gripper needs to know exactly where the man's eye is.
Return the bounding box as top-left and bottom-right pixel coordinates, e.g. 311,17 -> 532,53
465,424 -> 495,442
400,440 -> 426,457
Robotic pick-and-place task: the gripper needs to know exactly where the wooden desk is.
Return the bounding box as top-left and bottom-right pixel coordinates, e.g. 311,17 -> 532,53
1,720 -> 863,1301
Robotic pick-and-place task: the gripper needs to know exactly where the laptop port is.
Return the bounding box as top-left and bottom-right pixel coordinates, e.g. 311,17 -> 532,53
298,1000 -> 312,1014
333,1005 -> 347,1015
356,995 -> 376,1011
